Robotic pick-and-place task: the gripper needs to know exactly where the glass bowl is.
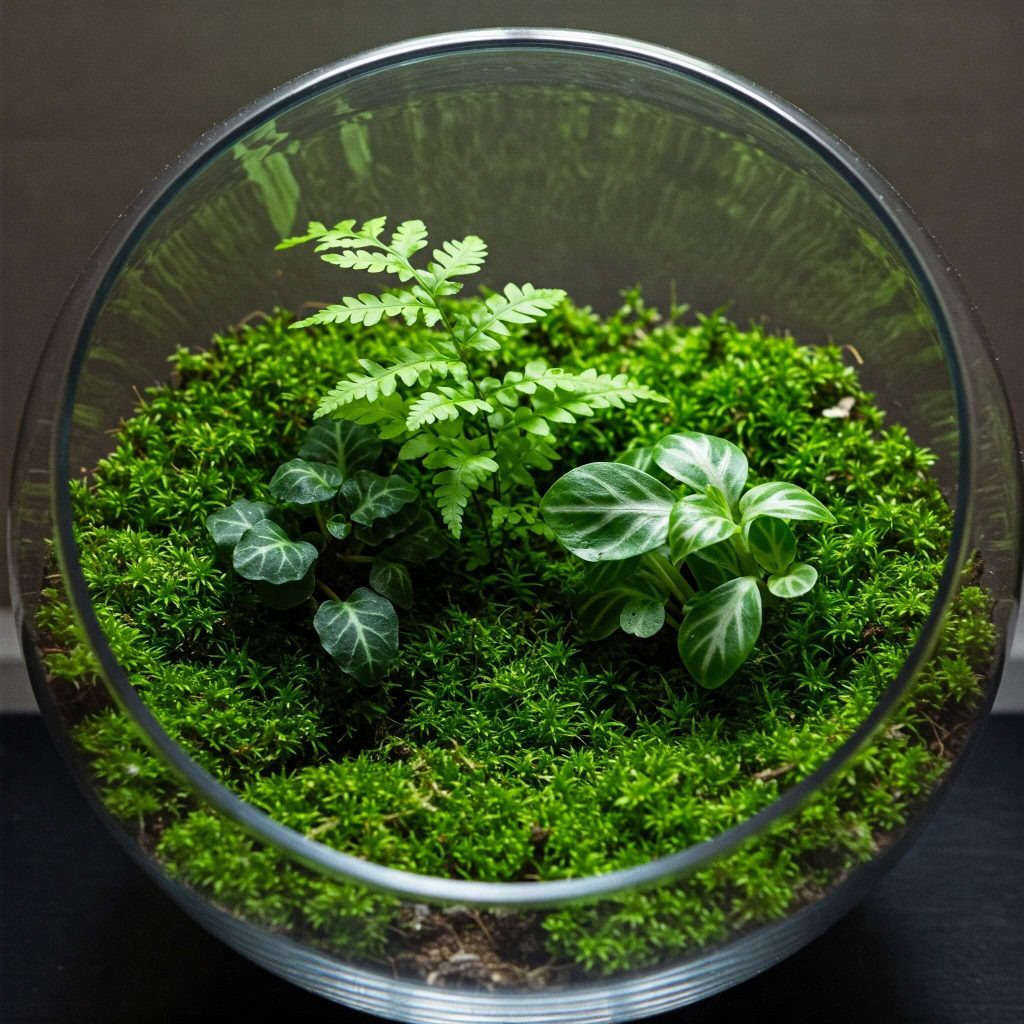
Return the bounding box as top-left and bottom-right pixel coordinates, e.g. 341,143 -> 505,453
9,28 -> 1021,1024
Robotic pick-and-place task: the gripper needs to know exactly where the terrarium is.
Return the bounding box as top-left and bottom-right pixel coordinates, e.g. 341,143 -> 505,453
9,29 -> 1021,1024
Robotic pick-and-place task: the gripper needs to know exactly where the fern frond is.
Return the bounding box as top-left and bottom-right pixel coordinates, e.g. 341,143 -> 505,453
391,219 -> 429,258
406,385 -> 493,431
316,345 -> 466,417
276,220 -> 331,249
320,250 -> 406,275
315,394 -> 410,440
494,431 -> 558,487
428,236 -> 488,284
423,438 -> 499,538
452,283 -> 566,352
290,288 -> 440,329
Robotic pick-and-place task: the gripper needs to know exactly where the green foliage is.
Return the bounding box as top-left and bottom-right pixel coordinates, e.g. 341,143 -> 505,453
43,294 -> 995,981
281,216 -> 664,541
541,430 -> 836,688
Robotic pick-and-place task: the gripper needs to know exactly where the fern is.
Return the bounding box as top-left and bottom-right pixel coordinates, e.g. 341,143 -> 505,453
281,216 -> 664,549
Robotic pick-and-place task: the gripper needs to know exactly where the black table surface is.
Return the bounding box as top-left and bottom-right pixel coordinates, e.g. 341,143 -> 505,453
2,714 -> 1022,1024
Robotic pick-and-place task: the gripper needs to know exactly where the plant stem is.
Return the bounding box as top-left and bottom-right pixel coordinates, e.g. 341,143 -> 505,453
642,552 -> 694,605
471,491 -> 496,564
730,533 -> 760,576
665,610 -> 681,630
317,580 -> 343,602
339,554 -> 375,564
313,503 -> 329,539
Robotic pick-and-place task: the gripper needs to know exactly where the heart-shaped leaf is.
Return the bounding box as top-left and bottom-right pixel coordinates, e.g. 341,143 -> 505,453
298,420 -> 382,476
326,515 -> 351,541
767,561 -> 818,598
339,471 -> 417,527
668,494 -> 739,565
739,482 -> 835,524
686,539 -> 746,592
252,569 -> 316,610
653,432 -> 748,508
540,463 -> 676,562
380,510 -> 447,563
205,499 -> 276,552
745,516 -> 796,575
620,596 -> 666,638
573,559 -> 667,640
232,520 -> 318,584
314,588 -> 399,683
369,560 -> 413,609
269,459 -> 344,505
677,576 -> 762,689
353,500 -> 420,546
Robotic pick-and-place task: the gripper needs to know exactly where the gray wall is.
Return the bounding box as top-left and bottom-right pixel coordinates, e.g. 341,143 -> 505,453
3,4 -> 1022,700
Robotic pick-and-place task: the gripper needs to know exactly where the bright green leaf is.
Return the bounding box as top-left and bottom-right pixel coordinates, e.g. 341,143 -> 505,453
677,576 -> 762,689
232,520 -> 318,584
668,494 -> 739,565
768,561 -> 819,598
313,588 -> 398,683
269,459 -> 343,505
620,596 -> 666,638
739,481 -> 835,524
653,432 -> 749,508
540,463 -> 675,562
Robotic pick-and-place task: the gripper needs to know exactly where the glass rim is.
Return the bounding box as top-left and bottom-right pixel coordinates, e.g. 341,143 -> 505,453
44,27 -> 994,906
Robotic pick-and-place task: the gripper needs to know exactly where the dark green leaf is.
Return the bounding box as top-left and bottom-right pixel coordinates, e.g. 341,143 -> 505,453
573,558 -> 667,641
746,516 -> 796,575
353,500 -> 419,546
686,540 -> 745,592
380,510 -> 447,563
739,482 -> 835,524
339,471 -> 417,526
252,569 -> 315,610
540,463 -> 675,561
232,520 -> 318,584
205,499 -> 276,552
313,588 -> 399,683
269,458 -> 344,505
653,432 -> 749,508
768,561 -> 818,598
326,515 -> 351,541
668,494 -> 739,565
620,596 -> 666,638
369,561 -> 413,609
677,576 -> 762,689
298,420 -> 382,476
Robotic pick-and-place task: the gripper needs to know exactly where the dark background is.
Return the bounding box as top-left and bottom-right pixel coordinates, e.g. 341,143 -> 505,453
2,1 -> 1023,606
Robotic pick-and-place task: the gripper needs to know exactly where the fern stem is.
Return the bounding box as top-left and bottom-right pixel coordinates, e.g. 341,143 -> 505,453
471,492 -> 496,564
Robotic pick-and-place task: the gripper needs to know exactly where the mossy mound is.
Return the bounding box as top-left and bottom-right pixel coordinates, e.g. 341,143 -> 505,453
40,295 -> 992,976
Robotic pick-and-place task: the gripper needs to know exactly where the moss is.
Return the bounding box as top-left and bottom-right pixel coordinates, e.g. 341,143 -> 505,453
40,294 -> 994,976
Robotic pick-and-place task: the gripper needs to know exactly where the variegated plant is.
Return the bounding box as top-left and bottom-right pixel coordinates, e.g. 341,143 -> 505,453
279,216 -> 664,547
540,432 -> 835,689
206,420 -> 444,683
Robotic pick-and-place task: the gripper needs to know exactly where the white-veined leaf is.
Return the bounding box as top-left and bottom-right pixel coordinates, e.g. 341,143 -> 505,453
326,515 -> 351,541
677,576 -> 762,689
339,471 -> 417,527
746,516 -> 796,575
353,499 -> 419,545
573,557 -> 667,640
369,560 -> 413,609
314,588 -> 398,683
615,447 -> 657,473
653,432 -> 749,508
206,499 -> 276,551
298,420 -> 382,476
232,520 -> 318,584
739,482 -> 835,524
540,463 -> 675,562
620,596 -> 666,638
686,539 -> 745,592
668,494 -> 739,565
269,459 -> 344,505
768,561 -> 818,598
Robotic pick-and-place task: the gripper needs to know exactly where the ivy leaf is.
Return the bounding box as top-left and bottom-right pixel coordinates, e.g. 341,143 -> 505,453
768,561 -> 818,598
298,420 -> 382,476
353,500 -> 419,546
369,561 -> 413,609
686,540 -> 745,592
573,558 -> 667,640
739,482 -> 835,524
540,463 -> 675,561
746,516 -> 797,575
252,570 -> 316,610
677,576 -> 762,689
326,515 -> 351,541
379,510 -> 447,563
339,471 -> 417,526
232,520 -> 318,584
205,499 -> 276,552
269,459 -> 344,505
667,494 -> 739,565
313,588 -> 398,683
653,432 -> 749,508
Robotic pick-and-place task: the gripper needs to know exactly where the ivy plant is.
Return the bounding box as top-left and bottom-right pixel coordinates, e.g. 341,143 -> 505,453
278,216 -> 664,548
205,420 -> 445,683
539,432 -> 836,689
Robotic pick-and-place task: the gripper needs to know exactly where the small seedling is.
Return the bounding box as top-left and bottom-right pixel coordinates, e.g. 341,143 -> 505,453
540,431 -> 835,688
